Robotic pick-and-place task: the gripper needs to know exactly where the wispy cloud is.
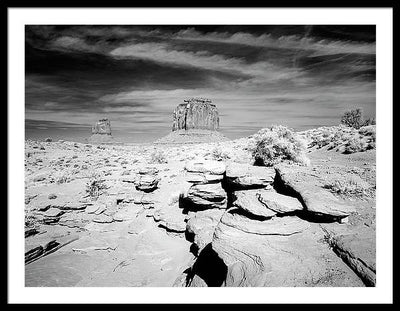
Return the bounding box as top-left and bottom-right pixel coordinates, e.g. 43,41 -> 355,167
109,42 -> 304,84
173,28 -> 376,56
50,36 -> 100,53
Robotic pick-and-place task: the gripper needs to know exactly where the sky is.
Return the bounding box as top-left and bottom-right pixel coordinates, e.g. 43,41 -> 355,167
25,25 -> 376,143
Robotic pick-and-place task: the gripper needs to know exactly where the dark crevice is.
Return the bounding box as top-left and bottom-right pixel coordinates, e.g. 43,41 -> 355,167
185,230 -> 195,242
296,210 -> 341,223
180,197 -> 225,213
178,195 -> 188,211
226,182 -> 272,192
189,243 -> 199,256
225,191 -> 236,210
273,168 -> 306,204
274,210 -> 301,218
157,224 -> 185,234
227,207 -> 272,221
186,243 -> 227,287
331,247 -> 375,287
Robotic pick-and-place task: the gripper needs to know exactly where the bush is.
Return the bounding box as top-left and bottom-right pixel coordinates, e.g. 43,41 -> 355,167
343,136 -> 367,154
149,150 -> 168,164
51,171 -> 71,184
85,173 -> 108,200
362,118 -> 376,126
211,146 -> 230,161
25,214 -> 37,228
300,124 -> 376,154
358,125 -> 376,139
323,176 -> 371,197
341,108 -> 363,129
341,108 -> 375,129
251,125 -> 310,166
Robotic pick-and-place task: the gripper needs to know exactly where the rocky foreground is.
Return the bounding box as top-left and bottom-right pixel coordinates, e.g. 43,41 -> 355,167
24,128 -> 376,287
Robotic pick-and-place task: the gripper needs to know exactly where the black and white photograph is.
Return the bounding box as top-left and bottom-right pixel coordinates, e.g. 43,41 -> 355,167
7,6 -> 394,304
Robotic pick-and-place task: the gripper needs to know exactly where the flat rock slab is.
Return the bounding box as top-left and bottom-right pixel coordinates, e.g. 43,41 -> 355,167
138,167 -> 159,175
185,160 -> 226,175
226,163 -> 275,190
121,176 -> 136,183
257,190 -> 303,214
43,208 -> 64,217
153,206 -> 187,233
92,214 -> 114,223
210,220 -> 365,287
220,211 -> 310,236
85,203 -> 105,214
58,203 -> 87,211
135,175 -> 160,192
185,172 -> 223,184
112,207 -> 142,222
58,213 -> 91,228
46,197 -> 88,211
233,190 -> 276,218
186,183 -> 227,209
275,165 -> 356,217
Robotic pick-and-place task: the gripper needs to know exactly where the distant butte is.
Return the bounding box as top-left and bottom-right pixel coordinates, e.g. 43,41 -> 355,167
88,118 -> 114,143
156,98 -> 228,144
172,98 -> 219,132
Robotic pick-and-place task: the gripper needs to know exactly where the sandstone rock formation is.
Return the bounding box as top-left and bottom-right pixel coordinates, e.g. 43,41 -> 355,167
257,190 -> 304,214
185,160 -> 226,175
88,118 -> 114,143
156,98 -> 227,144
186,183 -> 227,210
182,160 -> 228,210
153,208 -> 188,233
209,213 -> 362,287
172,98 -> 219,131
135,175 -> 160,192
226,163 -> 275,190
275,165 -> 356,218
232,190 -> 277,218
186,209 -> 225,254
92,118 -> 112,135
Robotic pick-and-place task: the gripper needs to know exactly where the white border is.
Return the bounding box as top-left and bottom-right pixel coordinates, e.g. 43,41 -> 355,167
8,8 -> 393,304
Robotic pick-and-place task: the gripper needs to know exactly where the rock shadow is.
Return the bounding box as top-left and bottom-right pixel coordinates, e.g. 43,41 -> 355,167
186,243 -> 227,287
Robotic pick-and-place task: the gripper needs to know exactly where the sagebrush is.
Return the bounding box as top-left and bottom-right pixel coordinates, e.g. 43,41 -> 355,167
323,176 -> 372,197
211,146 -> 230,161
250,125 -> 310,166
149,150 -> 168,164
86,173 -> 108,200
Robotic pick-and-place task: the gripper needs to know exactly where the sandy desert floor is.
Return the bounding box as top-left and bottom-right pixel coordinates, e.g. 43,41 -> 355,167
24,135 -> 376,287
